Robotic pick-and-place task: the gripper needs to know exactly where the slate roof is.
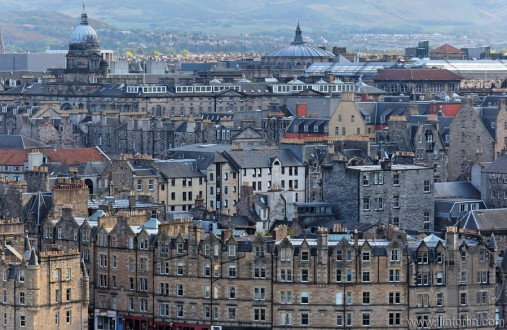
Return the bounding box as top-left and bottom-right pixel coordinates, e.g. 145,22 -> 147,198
155,159 -> 204,179
89,83 -> 129,97
284,97 -> 340,118
286,118 -> 329,134
48,161 -> 108,177
0,135 -> 49,149
479,106 -> 498,140
483,154 -> 507,174
24,192 -> 52,225
478,95 -> 507,107
459,209 -> 507,232
167,144 -> 234,171
434,182 -> 481,199
374,69 -> 463,81
225,148 -> 302,168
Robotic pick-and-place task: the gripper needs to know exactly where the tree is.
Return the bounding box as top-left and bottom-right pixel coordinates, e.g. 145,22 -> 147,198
152,50 -> 160,56
126,51 -> 134,58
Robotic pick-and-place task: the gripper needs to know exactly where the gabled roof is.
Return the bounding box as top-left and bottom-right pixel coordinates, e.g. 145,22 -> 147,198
459,208 -> 507,232
374,69 -> 463,81
225,148 -> 303,168
430,44 -> 464,54
483,154 -> 507,174
0,135 -> 49,149
155,159 -> 204,179
434,182 -> 481,199
0,149 -> 30,165
45,147 -> 108,165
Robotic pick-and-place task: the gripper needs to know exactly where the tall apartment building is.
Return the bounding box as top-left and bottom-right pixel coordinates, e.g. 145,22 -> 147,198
207,147 -> 306,216
0,219 -> 88,330
322,159 -> 435,231
41,204 -> 499,329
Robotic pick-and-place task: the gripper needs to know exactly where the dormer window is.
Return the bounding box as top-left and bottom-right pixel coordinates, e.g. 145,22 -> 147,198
301,250 -> 309,262
417,252 -> 428,264
177,243 -> 183,255
389,249 -> 400,262
228,245 -> 236,257
362,250 -> 371,262
139,238 -> 148,250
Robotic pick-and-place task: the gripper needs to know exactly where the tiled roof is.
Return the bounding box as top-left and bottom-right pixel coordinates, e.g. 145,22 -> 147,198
430,44 -> 464,54
45,147 -> 108,165
374,69 -> 463,81
0,149 -> 30,165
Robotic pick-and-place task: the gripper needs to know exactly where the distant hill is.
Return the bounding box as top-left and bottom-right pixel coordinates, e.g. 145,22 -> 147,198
1,0 -> 506,37
0,1 -> 506,52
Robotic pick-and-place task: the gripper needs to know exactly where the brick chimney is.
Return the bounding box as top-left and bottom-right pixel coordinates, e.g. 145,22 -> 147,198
221,228 -> 232,243
296,104 -> 308,117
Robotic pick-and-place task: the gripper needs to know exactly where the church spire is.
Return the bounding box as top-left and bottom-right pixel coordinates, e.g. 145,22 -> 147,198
292,21 -> 304,46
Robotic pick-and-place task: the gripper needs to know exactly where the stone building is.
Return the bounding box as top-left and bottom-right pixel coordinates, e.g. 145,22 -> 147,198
373,68 -> 462,98
386,114 -> 449,182
479,154 -> 507,208
329,92 -> 370,139
448,97 -> 496,181
0,219 -> 88,330
429,44 -> 465,60
322,159 -> 434,231
207,147 -> 306,217
155,159 -> 206,212
40,206 -> 499,329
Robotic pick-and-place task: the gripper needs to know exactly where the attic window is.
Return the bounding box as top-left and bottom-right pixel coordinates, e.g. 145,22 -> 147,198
301,250 -> 309,261
228,245 -> 236,257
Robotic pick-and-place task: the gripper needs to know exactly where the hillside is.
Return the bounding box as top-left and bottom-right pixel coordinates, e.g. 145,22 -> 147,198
0,0 -> 506,37
0,1 -> 506,53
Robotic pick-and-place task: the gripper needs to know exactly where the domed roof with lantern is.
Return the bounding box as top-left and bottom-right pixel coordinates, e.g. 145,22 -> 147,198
70,7 -> 99,45
265,22 -> 334,58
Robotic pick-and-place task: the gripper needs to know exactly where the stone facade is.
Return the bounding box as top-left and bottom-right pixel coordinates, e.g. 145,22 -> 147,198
323,160 -> 434,231
42,211 -> 499,329
0,219 -> 88,330
448,97 -> 495,181
329,92 -> 370,139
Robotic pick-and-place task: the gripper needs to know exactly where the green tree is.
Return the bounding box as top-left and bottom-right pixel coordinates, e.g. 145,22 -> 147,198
126,51 -> 134,58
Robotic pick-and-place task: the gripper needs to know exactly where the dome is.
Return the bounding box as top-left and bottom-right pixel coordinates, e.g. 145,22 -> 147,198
265,23 -> 335,58
266,45 -> 335,58
70,12 -> 98,44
